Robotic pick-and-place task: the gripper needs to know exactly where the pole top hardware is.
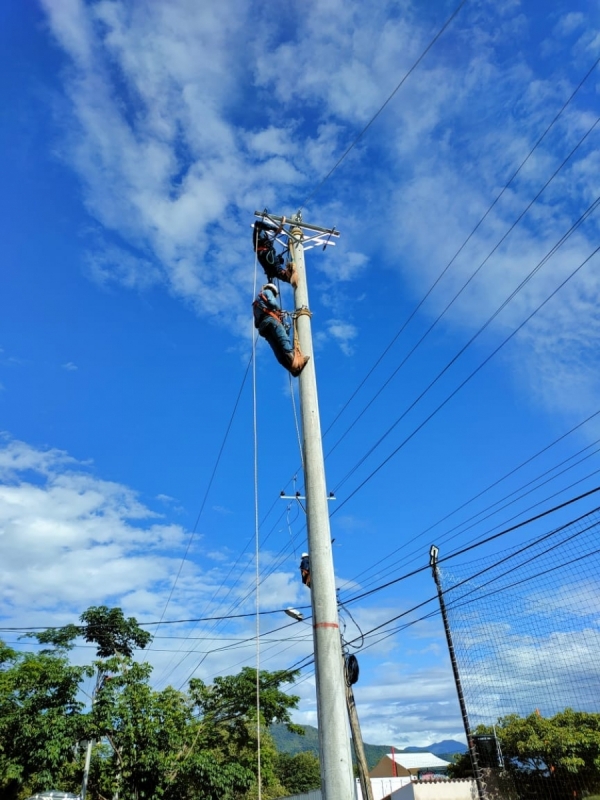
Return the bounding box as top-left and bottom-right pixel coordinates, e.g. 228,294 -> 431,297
280,490 -> 336,501
429,544 -> 439,569
254,209 -> 340,250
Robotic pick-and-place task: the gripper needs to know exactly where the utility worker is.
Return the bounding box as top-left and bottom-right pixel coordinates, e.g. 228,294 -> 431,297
253,284 -> 309,377
253,220 -> 298,287
300,553 -> 311,587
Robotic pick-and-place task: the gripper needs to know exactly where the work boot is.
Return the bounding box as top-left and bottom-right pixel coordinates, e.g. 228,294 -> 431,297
290,351 -> 310,377
286,262 -> 298,288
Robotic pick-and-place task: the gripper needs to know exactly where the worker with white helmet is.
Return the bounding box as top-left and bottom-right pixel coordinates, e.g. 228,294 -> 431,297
252,283 -> 309,377
300,552 -> 311,587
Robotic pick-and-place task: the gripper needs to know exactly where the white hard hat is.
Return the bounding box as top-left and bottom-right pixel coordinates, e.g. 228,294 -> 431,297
263,283 -> 278,296
301,552 -> 309,558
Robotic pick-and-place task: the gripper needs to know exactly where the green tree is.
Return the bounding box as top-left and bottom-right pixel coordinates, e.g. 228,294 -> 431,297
87,662 -> 301,799
186,666 -> 302,800
0,640 -> 92,799
448,709 -> 600,799
30,604 -> 151,658
0,609 -> 304,800
276,751 -> 321,794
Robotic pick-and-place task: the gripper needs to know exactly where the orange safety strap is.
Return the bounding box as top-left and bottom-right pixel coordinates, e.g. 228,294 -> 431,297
255,293 -> 283,325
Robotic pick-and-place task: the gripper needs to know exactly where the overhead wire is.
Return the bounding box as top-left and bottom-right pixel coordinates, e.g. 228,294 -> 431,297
284,496 -> 600,681
155,26 -> 600,694
299,0 -> 470,210
217,50 -> 600,619
338,485 -> 600,607
177,486 -> 600,687
339,436 -> 600,597
177,207 -> 600,677
329,122 -> 600,477
240,56 -> 600,593
320,51 -> 600,442
331,240 -> 600,517
144,352 -> 253,667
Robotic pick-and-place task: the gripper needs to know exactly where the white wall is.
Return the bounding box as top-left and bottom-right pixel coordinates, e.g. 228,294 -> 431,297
391,780 -> 478,800
277,777 -> 413,800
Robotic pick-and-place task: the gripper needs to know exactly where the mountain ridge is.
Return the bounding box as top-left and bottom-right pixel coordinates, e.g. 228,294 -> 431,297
270,723 -> 466,769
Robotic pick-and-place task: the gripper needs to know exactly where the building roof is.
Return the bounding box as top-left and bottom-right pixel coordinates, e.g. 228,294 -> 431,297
389,753 -> 451,769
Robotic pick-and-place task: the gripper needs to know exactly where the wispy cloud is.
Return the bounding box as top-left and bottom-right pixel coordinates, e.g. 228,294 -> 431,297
38,0 -> 600,420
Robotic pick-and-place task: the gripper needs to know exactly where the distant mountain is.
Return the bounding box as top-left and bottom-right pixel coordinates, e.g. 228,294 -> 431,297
404,740 -> 468,756
270,724 -> 467,770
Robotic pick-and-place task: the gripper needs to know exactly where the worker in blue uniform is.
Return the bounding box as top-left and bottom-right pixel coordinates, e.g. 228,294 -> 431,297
253,220 -> 298,287
300,553 -> 311,587
253,284 -> 309,377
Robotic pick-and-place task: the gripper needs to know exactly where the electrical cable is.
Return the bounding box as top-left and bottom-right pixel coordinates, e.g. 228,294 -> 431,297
299,0 -> 469,210
341,441 -> 600,598
319,52 -> 600,442
151,51 -> 597,688
231,189 -> 600,620
329,137 -> 600,478
173,47 -> 600,685
144,352 -> 253,666
284,502 -> 600,683
339,485 -> 600,607
261,52 -> 600,549
332,242 -> 600,517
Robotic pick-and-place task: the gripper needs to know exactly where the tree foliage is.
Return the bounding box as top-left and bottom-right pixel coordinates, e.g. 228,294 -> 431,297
0,640 -> 92,799
448,709 -> 600,799
0,609 -> 304,800
28,605 -> 151,658
276,751 -> 321,794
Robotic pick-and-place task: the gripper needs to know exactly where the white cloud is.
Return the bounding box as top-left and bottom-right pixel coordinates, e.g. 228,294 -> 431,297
37,0 -> 600,421
553,12 -> 586,39
327,320 -> 358,356
0,436 -> 320,691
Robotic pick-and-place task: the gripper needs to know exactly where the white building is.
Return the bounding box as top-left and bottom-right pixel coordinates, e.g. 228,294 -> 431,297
370,752 -> 452,779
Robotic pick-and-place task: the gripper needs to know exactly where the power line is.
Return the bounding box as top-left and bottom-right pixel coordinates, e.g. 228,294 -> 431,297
332,241 -> 600,516
320,52 -> 600,445
299,0 -> 469,209
151,44 -> 600,690
341,437 -> 600,598
146,353 -> 253,657
329,129 -> 600,481
245,56 -> 600,591
339,485 -> 600,607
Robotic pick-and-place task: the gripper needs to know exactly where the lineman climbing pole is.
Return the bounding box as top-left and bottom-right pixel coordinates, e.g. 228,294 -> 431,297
254,211 -> 355,800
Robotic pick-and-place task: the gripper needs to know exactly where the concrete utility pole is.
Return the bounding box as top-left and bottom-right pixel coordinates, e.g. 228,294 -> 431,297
255,211 -> 354,800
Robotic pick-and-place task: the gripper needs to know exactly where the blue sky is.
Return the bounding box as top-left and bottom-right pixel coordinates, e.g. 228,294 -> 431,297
2,0 -> 600,747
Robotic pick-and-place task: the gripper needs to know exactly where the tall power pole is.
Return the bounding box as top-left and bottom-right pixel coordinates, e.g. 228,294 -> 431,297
255,211 -> 355,800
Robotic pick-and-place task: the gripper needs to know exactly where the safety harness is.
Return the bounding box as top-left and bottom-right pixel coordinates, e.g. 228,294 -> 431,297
253,220 -> 287,271
253,292 -> 283,328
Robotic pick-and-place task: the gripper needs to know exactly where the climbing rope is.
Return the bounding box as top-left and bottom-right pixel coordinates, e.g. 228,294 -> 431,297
292,307 -> 312,354
252,247 -> 262,800
289,374 -> 304,471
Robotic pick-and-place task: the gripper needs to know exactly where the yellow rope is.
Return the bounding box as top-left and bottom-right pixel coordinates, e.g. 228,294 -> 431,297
292,308 -> 312,352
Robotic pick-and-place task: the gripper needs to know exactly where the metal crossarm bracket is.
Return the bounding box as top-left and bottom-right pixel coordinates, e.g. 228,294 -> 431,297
254,210 -> 340,250
280,491 -> 336,501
